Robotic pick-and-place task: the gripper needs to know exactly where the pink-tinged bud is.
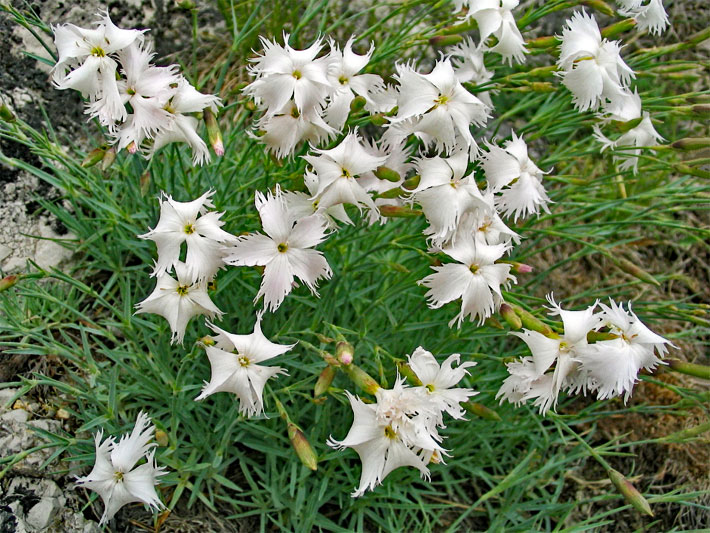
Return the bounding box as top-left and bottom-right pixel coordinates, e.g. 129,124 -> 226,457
0,275 -> 19,292
671,137 -> 710,151
0,103 -> 15,122
499,303 -> 522,330
204,109 -> 224,157
126,141 -> 138,154
462,401 -> 502,421
100,147 -> 116,171
396,362 -> 423,386
81,147 -> 106,168
516,263 -> 533,274
429,34 -> 463,47
336,341 -> 354,365
287,423 -> 318,471
667,359 -> 710,380
314,366 -> 337,397
379,205 -> 422,218
374,166 -> 401,183
342,364 -> 381,395
607,469 -> 653,517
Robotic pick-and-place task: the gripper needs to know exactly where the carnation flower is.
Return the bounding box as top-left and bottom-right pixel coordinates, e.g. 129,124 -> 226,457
255,101 -> 336,158
617,0 -> 669,35
462,194 -> 520,246
449,37 -> 495,109
481,133 -> 551,222
390,59 -> 489,154
134,261 -> 223,344
461,0 -> 527,64
419,234 -> 515,328
139,190 -> 236,281
196,316 -> 294,416
557,11 -> 635,112
75,412 -> 166,525
52,11 -> 145,125
224,187 -> 332,312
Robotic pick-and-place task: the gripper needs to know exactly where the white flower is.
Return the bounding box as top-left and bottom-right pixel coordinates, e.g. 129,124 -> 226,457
481,133 -> 551,222
464,0 -> 527,64
134,262 -> 223,344
224,187 -> 332,312
419,234 -> 515,328
255,101 -> 336,158
462,194 -> 520,246
411,150 -> 487,244
407,347 -> 477,421
449,37 -> 495,109
282,173 -> 353,228
52,11 -> 145,124
557,11 -> 635,112
113,42 -> 179,149
577,300 -> 672,400
617,0 -> 669,35
507,294 -> 601,413
390,59 -> 489,154
324,37 -> 384,130
150,78 -> 222,165
139,190 -> 235,280
75,412 -> 166,525
195,316 -> 294,416
245,34 -> 331,117
303,131 -> 387,214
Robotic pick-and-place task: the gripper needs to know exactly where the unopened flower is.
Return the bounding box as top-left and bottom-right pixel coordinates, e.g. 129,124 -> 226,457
419,234 -> 515,328
52,11 -> 145,125
481,133 -> 551,222
196,316 -> 294,416
557,11 -> 635,112
224,187 -> 332,312
75,412 -> 166,525
390,59 -> 489,154
461,0 -> 527,64
139,190 -> 236,280
135,262 -> 223,344
617,0 -> 669,35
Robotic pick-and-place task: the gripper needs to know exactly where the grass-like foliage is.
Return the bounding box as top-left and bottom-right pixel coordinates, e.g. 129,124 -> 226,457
1,0 -> 709,531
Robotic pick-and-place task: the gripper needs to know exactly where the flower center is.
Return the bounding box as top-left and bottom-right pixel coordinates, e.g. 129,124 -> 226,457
434,94 -> 449,106
113,471 -> 124,482
277,242 -> 288,253
292,70 -> 302,80
384,425 -> 396,439
341,167 -> 352,178
559,341 -> 570,353
238,355 -> 251,367
338,75 -> 348,85
90,46 -> 106,57
184,223 -> 195,234
126,87 -> 136,96
469,264 -> 480,274
425,383 -> 435,393
176,284 -> 189,296
164,103 -> 176,114
290,106 -> 300,119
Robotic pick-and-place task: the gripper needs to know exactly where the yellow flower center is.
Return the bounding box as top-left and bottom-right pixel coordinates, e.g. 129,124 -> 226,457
434,94 -> 449,106
113,471 -> 124,481
184,223 -> 195,234
384,425 -> 396,439
338,75 -> 348,85
292,70 -> 302,80
238,355 -> 251,367
277,243 -> 288,253
469,264 -> 480,274
176,285 -> 189,296
425,383 -> 435,393
90,46 -> 106,57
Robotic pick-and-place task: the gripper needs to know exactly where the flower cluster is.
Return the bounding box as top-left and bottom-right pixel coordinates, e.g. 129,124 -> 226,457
328,347 -> 477,496
75,412 -> 166,525
497,295 -> 672,414
51,11 -> 221,164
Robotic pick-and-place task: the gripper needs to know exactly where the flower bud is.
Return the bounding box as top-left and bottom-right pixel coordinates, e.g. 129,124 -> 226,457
287,423 -> 318,471
379,205 -> 422,218
525,35 -> 558,49
667,359 -> 710,380
315,333 -> 335,344
611,256 -> 660,286
402,174 -> 421,190
155,429 -> 169,447
0,275 -> 19,292
342,364 -> 381,395
126,141 -> 138,154
0,103 -> 16,122
462,401 -> 502,421
140,170 -> 151,196
396,362 -> 423,386
204,109 -> 224,156
586,331 -> 619,342
100,147 -> 116,171
582,0 -> 614,16
429,35 -> 463,47
607,468 -> 653,517
512,305 -> 555,336
349,95 -> 367,113
369,113 -> 388,126
671,137 -> 710,151
499,303 -> 522,330
691,104 -> 710,117
374,166 -> 401,183
612,117 -> 643,133
314,365 -> 336,397
197,336 -> 216,347
81,146 -> 106,168
601,18 -> 636,39
336,341 -> 354,365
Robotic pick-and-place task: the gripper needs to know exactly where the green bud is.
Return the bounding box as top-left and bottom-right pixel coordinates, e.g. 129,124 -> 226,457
525,35 -> 558,49
396,362 -> 423,386
612,117 -> 643,133
462,401 -> 502,421
402,174 -> 421,190
0,103 -> 15,122
379,205 -> 422,218
204,109 -> 224,157
429,35 -> 463,47
370,113 -> 388,126
600,18 -> 636,39
176,0 -> 196,8
499,303 -> 522,330
611,256 -> 660,286
314,365 -> 337,397
377,187 -> 403,199
287,423 -> 318,471
374,166 -> 401,183
349,95 -> 367,113
140,170 -> 151,197
0,275 -> 19,292
671,137 -> 710,151
81,147 -> 106,168
100,147 -> 116,171
197,336 -> 216,347
582,0 -> 614,16
691,104 -> 710,117
155,429 -> 169,447
587,331 -> 619,342
512,305 -> 555,336
667,359 -> 710,380
341,364 -> 381,395
607,468 -> 653,517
